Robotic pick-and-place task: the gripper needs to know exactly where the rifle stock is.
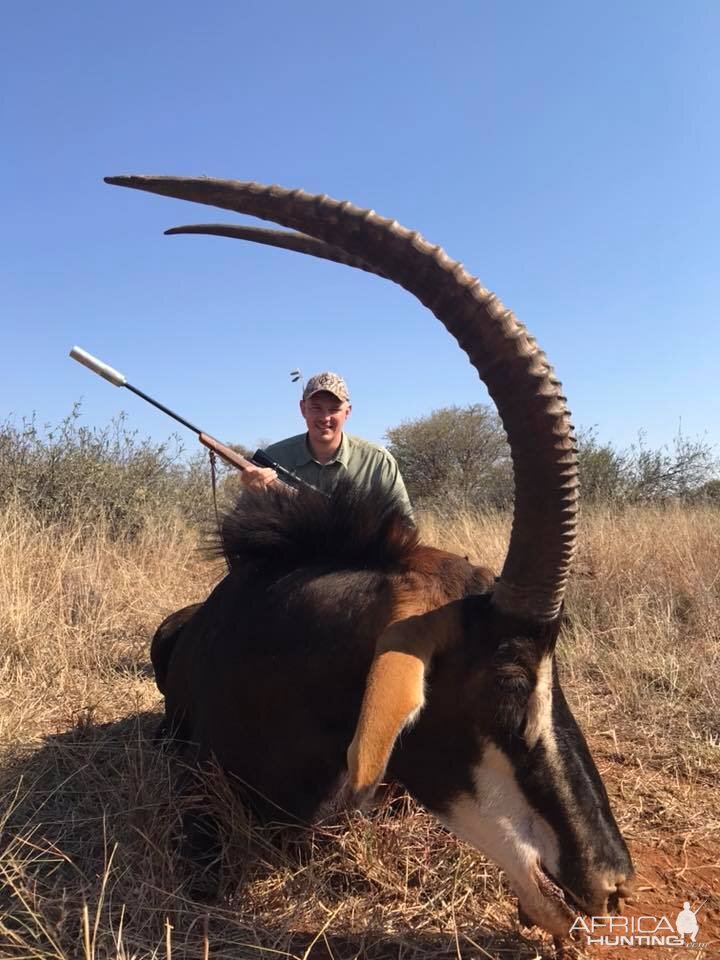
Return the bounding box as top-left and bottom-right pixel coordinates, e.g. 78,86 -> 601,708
199,433 -> 255,472
199,433 -> 324,495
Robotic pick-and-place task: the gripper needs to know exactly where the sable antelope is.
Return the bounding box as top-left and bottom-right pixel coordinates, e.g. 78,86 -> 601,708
107,175 -> 634,938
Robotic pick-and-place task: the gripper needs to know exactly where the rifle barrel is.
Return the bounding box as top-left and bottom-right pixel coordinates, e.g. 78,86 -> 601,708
124,382 -> 203,435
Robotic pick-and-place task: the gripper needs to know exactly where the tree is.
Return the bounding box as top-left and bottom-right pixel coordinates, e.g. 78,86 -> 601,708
385,405 -> 512,509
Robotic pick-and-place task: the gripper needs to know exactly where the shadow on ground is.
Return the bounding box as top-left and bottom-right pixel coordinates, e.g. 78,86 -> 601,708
0,714 -> 553,959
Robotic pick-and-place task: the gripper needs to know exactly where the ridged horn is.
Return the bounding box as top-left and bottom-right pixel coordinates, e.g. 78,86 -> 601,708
105,175 -> 578,622
165,224 -> 386,279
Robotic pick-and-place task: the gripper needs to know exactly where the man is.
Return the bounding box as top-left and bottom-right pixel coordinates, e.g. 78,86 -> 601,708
240,372 -> 413,517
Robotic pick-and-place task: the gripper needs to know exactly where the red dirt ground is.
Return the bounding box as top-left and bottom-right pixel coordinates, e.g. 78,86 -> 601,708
577,839 -> 720,960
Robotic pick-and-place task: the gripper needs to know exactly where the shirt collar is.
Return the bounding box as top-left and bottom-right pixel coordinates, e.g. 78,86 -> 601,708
303,431 -> 349,466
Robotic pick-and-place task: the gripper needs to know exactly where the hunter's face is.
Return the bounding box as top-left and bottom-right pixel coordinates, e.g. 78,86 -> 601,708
300,392 -> 351,449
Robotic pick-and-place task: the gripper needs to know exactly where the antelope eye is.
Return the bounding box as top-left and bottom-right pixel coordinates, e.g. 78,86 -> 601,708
493,667 -> 532,735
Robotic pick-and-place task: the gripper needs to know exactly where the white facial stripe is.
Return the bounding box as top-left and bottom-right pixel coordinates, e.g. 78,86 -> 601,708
475,742 -> 560,875
439,742 -> 567,932
524,654 -> 553,750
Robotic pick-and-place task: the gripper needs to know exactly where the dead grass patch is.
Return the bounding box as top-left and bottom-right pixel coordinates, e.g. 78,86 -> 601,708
1,501 -> 718,958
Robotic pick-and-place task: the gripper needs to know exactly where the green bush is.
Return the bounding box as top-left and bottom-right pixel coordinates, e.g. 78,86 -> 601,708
0,404 -> 218,536
577,428 -> 718,503
693,478 -> 720,503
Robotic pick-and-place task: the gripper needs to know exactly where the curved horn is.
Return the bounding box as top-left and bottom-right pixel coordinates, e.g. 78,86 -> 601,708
105,175 -> 578,622
165,224 -> 386,279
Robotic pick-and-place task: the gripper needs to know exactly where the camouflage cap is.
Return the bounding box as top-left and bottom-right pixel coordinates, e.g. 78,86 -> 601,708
302,372 -> 350,402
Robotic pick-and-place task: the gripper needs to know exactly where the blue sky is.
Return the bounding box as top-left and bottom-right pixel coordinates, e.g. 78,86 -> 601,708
3,1 -> 718,457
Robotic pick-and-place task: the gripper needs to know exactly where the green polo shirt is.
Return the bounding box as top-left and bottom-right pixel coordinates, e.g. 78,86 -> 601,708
263,432 -> 413,518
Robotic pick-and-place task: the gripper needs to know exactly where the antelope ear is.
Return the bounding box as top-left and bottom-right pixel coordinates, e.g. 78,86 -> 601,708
346,602 -> 462,803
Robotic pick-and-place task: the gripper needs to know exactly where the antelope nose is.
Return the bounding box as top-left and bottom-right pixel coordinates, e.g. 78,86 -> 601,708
616,874 -> 637,901
608,874 -> 636,913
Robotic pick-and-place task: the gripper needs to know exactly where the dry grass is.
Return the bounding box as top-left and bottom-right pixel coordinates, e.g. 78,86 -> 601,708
1,501 -> 719,959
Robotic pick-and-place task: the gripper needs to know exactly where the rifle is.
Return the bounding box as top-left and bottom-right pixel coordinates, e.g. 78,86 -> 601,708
68,347 -> 320,494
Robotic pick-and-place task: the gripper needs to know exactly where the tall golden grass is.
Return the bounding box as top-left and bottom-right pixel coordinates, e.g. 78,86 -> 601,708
1,501 -> 718,958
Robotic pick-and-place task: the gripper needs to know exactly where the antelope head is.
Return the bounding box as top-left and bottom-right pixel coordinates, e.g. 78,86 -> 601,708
347,599 -> 634,935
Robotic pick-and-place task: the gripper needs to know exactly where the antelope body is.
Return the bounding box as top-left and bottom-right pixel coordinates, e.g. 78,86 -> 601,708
107,174 -> 635,938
